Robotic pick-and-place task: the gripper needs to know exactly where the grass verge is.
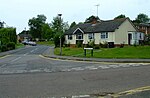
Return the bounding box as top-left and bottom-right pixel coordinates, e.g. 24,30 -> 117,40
36,41 -> 54,46
54,46 -> 150,59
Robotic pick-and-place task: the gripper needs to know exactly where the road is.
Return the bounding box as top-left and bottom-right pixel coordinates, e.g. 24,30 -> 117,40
0,45 -> 150,98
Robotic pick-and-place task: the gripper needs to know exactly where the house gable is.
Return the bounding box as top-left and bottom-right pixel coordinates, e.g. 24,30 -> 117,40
73,28 -> 84,34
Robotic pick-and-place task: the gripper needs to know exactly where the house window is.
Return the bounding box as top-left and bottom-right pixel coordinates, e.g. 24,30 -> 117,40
68,35 -> 72,40
88,33 -> 94,39
101,32 -> 108,39
76,34 -> 83,40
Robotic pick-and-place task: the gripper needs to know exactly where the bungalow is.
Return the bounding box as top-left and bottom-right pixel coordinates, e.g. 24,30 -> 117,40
64,18 -> 144,47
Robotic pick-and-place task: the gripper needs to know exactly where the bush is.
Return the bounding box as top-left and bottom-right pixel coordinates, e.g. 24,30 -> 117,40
77,41 -> 82,48
88,40 -> 95,48
1,45 -> 7,52
54,33 -> 65,48
7,42 -> 15,50
94,45 -> 100,49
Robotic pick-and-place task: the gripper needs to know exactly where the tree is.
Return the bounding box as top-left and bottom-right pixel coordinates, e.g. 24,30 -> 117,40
41,23 -> 53,40
114,14 -> 126,19
50,15 -> 69,47
70,22 -> 76,28
0,20 -> 5,29
133,13 -> 150,23
85,15 -> 100,23
28,14 -> 47,40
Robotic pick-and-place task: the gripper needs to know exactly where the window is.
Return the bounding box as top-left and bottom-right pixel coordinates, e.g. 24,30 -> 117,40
88,33 -> 94,39
68,35 -> 72,40
76,34 -> 83,40
101,32 -> 108,39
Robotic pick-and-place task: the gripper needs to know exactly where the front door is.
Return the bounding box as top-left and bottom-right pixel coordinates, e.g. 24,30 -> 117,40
128,34 -> 132,45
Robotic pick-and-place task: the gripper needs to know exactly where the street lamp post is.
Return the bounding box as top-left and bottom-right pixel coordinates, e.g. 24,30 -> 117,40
58,14 -> 62,56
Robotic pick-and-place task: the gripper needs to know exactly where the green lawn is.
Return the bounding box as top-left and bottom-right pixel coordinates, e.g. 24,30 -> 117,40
36,41 -> 54,46
54,46 -> 150,59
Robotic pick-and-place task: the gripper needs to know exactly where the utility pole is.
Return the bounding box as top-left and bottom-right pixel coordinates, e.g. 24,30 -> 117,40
95,4 -> 100,17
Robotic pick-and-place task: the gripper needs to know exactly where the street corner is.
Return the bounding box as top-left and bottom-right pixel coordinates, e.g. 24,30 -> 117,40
105,86 -> 150,98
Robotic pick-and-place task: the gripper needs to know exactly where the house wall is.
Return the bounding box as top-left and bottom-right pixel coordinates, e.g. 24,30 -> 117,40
65,32 -> 115,45
65,35 -> 76,44
129,32 -> 144,45
114,19 -> 137,45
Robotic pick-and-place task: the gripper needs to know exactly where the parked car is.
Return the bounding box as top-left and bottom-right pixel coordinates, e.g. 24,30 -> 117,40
22,41 -> 37,46
28,41 -> 37,46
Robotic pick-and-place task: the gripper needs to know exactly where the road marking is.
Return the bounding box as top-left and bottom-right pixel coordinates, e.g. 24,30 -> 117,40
23,53 -> 29,56
0,64 -> 7,68
30,50 -> 35,53
111,86 -> 150,97
35,48 -> 38,50
11,57 -> 22,62
0,55 -> 11,59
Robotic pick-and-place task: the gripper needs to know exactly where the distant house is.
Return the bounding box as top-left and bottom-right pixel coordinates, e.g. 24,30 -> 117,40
64,18 -> 144,47
18,33 -> 32,42
135,23 -> 150,35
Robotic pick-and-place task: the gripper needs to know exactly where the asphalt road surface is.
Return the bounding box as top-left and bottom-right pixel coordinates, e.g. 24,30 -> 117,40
0,45 -> 150,98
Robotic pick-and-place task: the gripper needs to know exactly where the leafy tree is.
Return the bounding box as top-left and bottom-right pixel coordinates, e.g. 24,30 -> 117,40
41,23 -> 53,40
85,15 -> 100,23
114,14 -> 126,19
70,22 -> 76,28
28,14 -> 47,39
0,27 -> 17,48
0,20 -> 5,29
50,15 -> 69,47
133,13 -> 150,23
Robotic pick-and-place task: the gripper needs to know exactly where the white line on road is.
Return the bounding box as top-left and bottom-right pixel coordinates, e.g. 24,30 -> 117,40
0,64 -> 7,68
11,57 -> 22,62
23,53 -> 29,56
30,50 -> 35,53
35,48 -> 38,50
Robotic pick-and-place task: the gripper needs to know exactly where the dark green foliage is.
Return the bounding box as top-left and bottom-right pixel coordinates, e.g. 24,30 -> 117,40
7,42 -> 15,50
51,15 -> 69,47
0,20 -> 5,29
54,33 -> 65,48
114,14 -> 126,19
1,45 -> 7,52
28,14 -> 47,39
76,41 -> 82,48
94,45 -> 100,49
144,34 -> 150,45
70,22 -> 76,28
88,40 -> 95,48
0,28 -> 17,45
41,23 -> 54,41
85,15 -> 100,23
133,13 -> 150,23
0,27 -> 16,52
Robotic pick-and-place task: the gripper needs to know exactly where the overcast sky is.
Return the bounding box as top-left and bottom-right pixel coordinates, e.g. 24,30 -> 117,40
0,0 -> 150,33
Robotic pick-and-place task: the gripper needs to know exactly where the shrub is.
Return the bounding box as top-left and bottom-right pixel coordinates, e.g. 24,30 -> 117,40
7,42 -> 15,50
77,41 -> 82,48
88,40 -> 95,48
94,45 -> 100,49
1,45 -> 7,52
